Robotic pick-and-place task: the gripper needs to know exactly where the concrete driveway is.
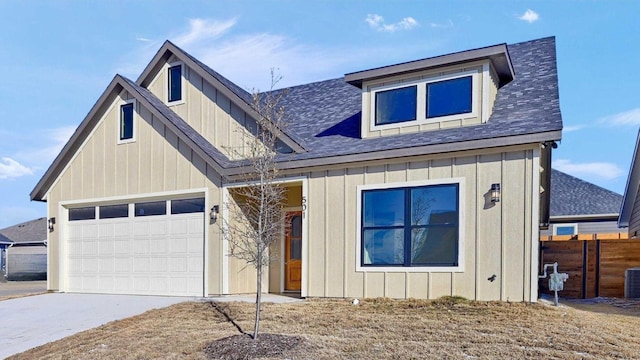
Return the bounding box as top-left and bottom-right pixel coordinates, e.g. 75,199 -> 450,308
0,293 -> 190,358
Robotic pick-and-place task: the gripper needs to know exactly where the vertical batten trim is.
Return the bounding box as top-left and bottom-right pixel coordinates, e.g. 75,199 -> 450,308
500,152 -> 506,300
482,63 -> 490,123
221,187 -> 229,294
530,148 -> 541,302
323,171 -> 328,297
343,170 -> 348,298
474,155 -> 480,300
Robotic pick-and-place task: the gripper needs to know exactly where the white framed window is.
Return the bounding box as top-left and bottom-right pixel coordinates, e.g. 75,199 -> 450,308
356,178 -> 465,273
553,223 -> 578,236
369,70 -> 479,131
118,99 -> 136,144
167,61 -> 185,105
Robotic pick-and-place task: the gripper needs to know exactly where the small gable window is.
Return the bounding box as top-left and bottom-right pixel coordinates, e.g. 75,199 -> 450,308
375,85 -> 417,125
426,76 -> 473,119
168,63 -> 182,103
119,101 -> 135,142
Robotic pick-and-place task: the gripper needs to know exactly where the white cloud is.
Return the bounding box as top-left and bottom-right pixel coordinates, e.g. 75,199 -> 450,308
518,9 -> 540,24
553,159 -> 624,180
563,125 -> 584,133
598,108 -> 640,126
0,157 -> 33,179
366,14 -> 419,32
173,18 -> 237,47
136,37 -> 152,42
430,20 -> 454,29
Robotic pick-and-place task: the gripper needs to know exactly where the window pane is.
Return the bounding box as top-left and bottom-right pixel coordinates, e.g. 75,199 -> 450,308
290,214 -> 302,238
120,103 -> 134,140
411,185 -> 458,225
100,204 -> 129,219
135,201 -> 166,217
363,229 -> 404,265
171,198 -> 205,214
290,239 -> 302,260
375,85 -> 417,125
363,189 -> 405,227
556,226 -> 576,236
411,226 -> 457,266
426,76 -> 472,118
168,65 -> 182,102
69,207 -> 96,221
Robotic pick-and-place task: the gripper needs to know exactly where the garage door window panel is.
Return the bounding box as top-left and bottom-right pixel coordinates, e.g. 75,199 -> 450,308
135,201 -> 167,216
99,204 -> 129,219
69,207 -> 96,221
171,198 -> 205,214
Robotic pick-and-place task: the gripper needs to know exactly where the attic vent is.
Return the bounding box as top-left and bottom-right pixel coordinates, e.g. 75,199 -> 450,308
625,268 -> 640,298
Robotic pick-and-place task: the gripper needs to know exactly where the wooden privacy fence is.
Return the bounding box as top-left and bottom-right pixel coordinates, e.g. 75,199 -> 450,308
539,233 -> 640,299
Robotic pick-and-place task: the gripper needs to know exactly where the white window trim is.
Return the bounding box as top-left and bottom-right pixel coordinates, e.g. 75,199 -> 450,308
552,223 -> 578,236
166,61 -> 185,106
117,99 -> 137,145
356,177 -> 465,273
369,70 -> 480,132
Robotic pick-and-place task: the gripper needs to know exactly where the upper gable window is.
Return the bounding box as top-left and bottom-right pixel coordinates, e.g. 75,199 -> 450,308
426,76 -> 472,118
168,63 -> 183,103
119,100 -> 135,143
375,85 -> 417,125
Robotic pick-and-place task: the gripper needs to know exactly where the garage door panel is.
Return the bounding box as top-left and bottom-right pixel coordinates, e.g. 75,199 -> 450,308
65,205 -> 204,296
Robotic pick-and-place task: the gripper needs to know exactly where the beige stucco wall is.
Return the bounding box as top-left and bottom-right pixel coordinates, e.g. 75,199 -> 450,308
303,144 -> 539,301
45,90 -> 225,295
361,60 -> 498,139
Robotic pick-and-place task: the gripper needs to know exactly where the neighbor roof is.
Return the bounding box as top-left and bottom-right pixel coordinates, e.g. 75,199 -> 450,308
31,36 -> 562,199
0,218 -> 47,244
550,169 -> 623,218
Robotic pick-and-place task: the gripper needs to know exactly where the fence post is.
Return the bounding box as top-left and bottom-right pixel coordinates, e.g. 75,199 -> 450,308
582,240 -> 588,299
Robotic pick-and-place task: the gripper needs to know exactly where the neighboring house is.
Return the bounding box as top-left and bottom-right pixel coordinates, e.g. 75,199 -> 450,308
0,218 -> 47,280
619,129 -> 640,236
31,36 -> 562,301
542,169 -> 623,237
0,233 -> 12,275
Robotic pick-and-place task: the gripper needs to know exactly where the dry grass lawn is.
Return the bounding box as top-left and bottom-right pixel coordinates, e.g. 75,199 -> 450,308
9,296 -> 640,359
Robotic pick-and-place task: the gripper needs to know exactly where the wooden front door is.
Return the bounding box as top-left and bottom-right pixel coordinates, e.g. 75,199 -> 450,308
285,211 -> 302,291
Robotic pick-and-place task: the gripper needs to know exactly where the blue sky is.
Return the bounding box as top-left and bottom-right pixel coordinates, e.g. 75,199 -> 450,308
0,1 -> 638,228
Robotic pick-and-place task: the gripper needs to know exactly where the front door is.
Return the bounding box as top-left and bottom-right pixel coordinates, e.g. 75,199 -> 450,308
285,211 -> 302,291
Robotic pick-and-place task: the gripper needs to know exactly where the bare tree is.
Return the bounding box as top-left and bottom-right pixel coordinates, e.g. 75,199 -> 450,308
221,71 -> 288,340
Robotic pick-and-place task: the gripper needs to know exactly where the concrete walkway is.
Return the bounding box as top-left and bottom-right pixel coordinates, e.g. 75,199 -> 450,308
0,292 -> 301,358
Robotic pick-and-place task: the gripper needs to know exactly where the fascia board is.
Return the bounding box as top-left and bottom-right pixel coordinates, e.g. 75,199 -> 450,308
223,130 -> 562,177
30,77 -> 123,201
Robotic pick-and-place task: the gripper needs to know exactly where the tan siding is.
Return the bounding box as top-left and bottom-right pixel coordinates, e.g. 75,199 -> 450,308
46,95 -> 224,295
305,146 -> 536,301
308,171 -> 326,296
325,169 -> 346,297
629,183 -> 640,236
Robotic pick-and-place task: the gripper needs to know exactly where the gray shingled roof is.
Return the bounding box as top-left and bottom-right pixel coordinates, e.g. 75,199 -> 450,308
166,36 -> 562,166
259,36 -> 562,162
0,218 -> 47,243
550,169 -> 623,217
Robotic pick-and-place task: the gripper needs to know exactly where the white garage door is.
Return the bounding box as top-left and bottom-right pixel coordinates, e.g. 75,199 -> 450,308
64,198 -> 205,297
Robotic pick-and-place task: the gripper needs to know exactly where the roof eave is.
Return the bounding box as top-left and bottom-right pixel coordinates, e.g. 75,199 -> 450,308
618,129 -> 640,227
31,77 -> 124,201
345,43 -> 515,88
223,129 -> 562,177
136,41 -> 307,154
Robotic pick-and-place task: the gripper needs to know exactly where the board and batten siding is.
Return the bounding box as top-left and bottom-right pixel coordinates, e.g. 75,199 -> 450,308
305,146 -> 538,301
45,91 -> 225,295
628,183 -> 640,237
146,56 -> 272,160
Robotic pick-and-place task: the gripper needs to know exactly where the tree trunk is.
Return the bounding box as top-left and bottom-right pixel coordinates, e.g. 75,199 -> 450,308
253,255 -> 262,340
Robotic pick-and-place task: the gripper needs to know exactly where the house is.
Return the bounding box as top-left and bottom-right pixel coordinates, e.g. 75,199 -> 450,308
0,218 -> 47,281
542,169 -> 623,237
619,129 -> 640,236
30,36 -> 562,301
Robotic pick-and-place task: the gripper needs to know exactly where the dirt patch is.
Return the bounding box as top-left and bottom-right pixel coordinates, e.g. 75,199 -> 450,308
204,333 -> 305,360
9,297 -> 640,359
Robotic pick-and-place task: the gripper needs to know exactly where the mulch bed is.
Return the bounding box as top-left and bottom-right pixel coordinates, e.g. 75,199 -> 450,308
204,333 -> 305,360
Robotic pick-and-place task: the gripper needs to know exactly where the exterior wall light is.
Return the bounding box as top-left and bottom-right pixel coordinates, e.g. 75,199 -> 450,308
48,217 -> 56,232
210,205 -> 219,223
491,183 -> 501,203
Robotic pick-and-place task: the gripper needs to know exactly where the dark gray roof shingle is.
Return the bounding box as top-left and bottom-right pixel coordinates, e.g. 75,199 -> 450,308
550,169 -> 623,217
0,218 -> 47,243
263,36 -> 562,162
